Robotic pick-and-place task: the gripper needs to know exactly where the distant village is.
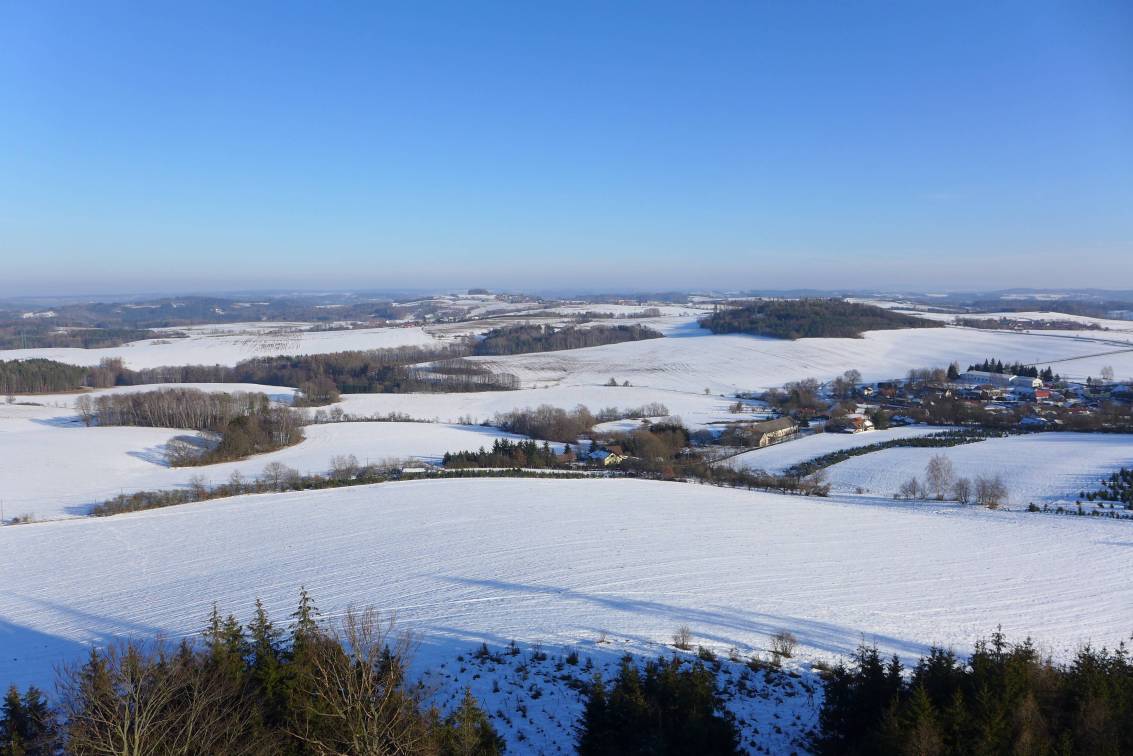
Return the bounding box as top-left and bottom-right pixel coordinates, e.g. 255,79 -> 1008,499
722,360 -> 1133,451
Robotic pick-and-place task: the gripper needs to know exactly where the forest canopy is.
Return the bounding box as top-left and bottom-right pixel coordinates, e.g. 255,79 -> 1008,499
701,299 -> 940,340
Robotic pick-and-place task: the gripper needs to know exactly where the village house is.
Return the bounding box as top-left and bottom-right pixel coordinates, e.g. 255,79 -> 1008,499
833,412 -> 875,433
743,417 -> 799,447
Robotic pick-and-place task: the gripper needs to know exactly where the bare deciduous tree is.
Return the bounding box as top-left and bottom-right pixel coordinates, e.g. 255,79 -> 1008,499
289,608 -> 434,756
925,454 -> 956,500
330,454 -> 360,481
897,477 -> 924,500
975,474 -> 1008,509
59,640 -> 259,756
952,477 -> 972,505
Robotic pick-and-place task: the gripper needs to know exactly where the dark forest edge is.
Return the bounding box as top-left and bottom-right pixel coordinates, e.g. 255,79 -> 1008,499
701,299 -> 941,340
5,609 -> 1132,755
0,591 -> 505,755
815,632 -> 1133,755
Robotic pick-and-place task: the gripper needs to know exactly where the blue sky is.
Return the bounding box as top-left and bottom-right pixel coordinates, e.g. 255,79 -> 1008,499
1,1 -> 1130,295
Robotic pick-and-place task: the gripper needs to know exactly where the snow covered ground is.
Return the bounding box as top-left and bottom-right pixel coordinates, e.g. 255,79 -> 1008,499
0,325 -> 444,369
325,384 -> 756,428
725,426 -> 949,474
0,417 -> 524,520
822,432 -> 1133,506
3,478 -> 1131,731
469,324 -> 1133,393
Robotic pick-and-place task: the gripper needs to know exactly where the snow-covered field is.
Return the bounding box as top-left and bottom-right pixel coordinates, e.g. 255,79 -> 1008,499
822,432 -> 1133,506
3,478 -> 1131,703
0,325 -> 444,369
5,304 -> 1133,750
726,426 -> 949,474
326,384 -> 756,428
0,416 -> 522,520
471,324 -> 1133,393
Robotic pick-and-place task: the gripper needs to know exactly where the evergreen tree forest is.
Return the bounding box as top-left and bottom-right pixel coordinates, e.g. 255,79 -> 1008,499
816,633 -> 1133,755
0,592 -> 503,756
576,655 -> 740,755
967,358 -> 1053,380
471,324 -> 662,356
443,438 -> 564,469
701,300 -> 940,340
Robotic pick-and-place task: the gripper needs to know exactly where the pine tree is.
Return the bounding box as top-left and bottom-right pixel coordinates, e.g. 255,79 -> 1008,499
902,684 -> 944,755
0,685 -> 26,755
438,688 -> 505,755
248,598 -> 286,726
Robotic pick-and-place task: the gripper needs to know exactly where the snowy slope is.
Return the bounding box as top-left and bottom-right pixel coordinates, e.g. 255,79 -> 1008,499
0,420 -> 525,520
3,478 -> 1131,698
726,426 -> 949,474
0,325 -> 443,369
469,325 -> 1133,393
822,432 -> 1133,505
325,384 -> 756,428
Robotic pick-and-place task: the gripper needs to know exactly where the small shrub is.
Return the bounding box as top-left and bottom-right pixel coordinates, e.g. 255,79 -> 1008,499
770,630 -> 797,659
673,625 -> 693,651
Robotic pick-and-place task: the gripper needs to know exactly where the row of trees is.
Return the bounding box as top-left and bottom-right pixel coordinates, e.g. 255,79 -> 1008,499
0,324 -> 159,350
896,455 -> 1008,507
443,439 -> 563,469
0,592 -> 503,755
0,344 -> 521,401
968,358 -> 1053,380
1081,467 -> 1133,509
0,359 -> 87,394
471,324 -> 662,356
493,404 -> 599,442
817,633 -> 1133,755
75,388 -> 274,432
702,299 -> 939,340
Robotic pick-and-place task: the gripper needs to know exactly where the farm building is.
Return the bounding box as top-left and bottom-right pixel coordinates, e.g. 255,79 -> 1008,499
957,370 -> 1042,389
743,417 -> 799,448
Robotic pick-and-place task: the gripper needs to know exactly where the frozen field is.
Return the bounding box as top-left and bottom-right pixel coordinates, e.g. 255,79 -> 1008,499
326,384 -> 756,428
0,324 -> 443,369
822,432 -> 1133,505
0,416 -> 522,520
3,478 -> 1131,695
470,325 -> 1133,393
726,426 -> 949,474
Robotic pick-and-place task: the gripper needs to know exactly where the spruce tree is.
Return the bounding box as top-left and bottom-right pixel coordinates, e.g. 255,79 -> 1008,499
438,688 -> 505,755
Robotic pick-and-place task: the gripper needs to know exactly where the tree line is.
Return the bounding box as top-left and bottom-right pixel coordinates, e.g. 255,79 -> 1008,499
0,348 -> 520,401
443,439 -> 562,469
702,300 -> 940,340
0,324 -> 164,350
0,359 -> 88,394
0,592 -> 503,755
816,632 -> 1133,755
1080,467 -> 1133,510
72,388 -> 305,466
491,403 -> 670,443
967,358 -> 1052,380
471,324 -> 662,357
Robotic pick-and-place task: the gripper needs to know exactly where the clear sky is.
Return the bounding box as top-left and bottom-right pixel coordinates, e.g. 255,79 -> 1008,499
1,1 -> 1131,296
